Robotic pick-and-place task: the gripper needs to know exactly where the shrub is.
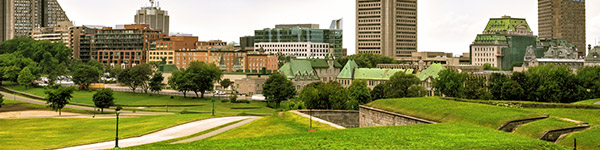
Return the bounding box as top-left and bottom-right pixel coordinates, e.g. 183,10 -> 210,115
230,93 -> 238,102
221,99 -> 231,103
234,99 -> 250,104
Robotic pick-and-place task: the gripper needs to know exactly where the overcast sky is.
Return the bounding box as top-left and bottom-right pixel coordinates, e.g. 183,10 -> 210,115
57,0 -> 600,56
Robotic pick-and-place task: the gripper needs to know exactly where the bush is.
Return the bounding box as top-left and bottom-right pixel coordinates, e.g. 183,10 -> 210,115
229,93 -> 238,102
221,99 -> 230,103
233,99 -> 250,104
170,96 -> 174,99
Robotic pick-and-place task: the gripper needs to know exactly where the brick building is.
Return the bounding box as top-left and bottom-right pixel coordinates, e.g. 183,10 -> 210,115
149,35 -> 198,64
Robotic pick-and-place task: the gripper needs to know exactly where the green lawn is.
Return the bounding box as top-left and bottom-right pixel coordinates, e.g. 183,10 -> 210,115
366,97 -> 540,128
211,111 -> 337,140
572,99 -> 600,105
125,122 -> 565,150
7,86 -> 275,114
0,114 -> 221,150
513,117 -> 578,139
558,127 -> 600,150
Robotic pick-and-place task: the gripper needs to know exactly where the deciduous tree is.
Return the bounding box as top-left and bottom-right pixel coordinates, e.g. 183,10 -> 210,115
72,65 -> 100,90
263,72 -> 295,109
45,85 -> 75,115
149,72 -> 165,93
17,67 -> 36,88
93,88 -> 114,113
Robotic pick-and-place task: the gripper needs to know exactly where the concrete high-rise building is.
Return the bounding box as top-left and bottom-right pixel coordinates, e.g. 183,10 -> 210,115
254,25 -> 343,58
356,0 -> 417,59
538,0 -> 586,56
134,0 -> 169,35
1,0 -> 70,43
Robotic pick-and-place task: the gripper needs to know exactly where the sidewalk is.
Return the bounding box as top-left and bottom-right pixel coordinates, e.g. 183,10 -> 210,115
57,116 -> 254,150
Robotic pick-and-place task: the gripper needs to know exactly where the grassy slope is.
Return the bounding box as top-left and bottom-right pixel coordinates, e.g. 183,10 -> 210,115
0,114 -> 218,150
524,108 -> 600,150
366,97 -> 540,128
558,127 -> 600,150
210,111 -> 337,140
125,122 -> 565,150
571,99 -> 600,105
8,86 -> 274,114
513,117 -> 578,139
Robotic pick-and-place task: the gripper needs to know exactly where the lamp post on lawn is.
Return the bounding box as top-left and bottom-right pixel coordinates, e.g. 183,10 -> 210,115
114,106 -> 123,149
212,92 -> 215,117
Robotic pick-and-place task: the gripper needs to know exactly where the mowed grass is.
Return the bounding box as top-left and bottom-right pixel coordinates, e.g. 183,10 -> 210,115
124,122 -> 565,150
211,111 -> 337,140
366,97 -> 540,128
8,86 -> 275,114
558,127 -> 600,150
572,99 -> 600,105
513,117 -> 578,139
0,114 -> 218,150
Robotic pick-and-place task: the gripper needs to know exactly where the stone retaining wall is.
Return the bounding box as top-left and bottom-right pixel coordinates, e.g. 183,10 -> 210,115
298,110 -> 359,128
497,115 -> 549,132
539,124 -> 590,142
359,105 -> 437,127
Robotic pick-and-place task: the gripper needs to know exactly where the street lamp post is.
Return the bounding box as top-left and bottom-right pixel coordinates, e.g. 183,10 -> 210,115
114,106 -> 123,149
211,92 -> 215,117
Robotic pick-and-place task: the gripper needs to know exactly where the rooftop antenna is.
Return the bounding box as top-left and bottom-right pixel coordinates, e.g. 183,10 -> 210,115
149,0 -> 155,7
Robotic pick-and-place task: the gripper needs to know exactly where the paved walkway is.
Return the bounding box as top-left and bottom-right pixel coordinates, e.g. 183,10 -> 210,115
0,91 -> 171,116
290,110 -> 346,129
171,117 -> 260,144
595,101 -> 600,105
58,116 -> 254,150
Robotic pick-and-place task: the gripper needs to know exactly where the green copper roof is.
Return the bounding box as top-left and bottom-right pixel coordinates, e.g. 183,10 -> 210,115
354,68 -> 407,80
474,34 -> 508,45
417,63 -> 446,81
279,59 -> 318,79
337,60 -> 359,79
483,16 -> 531,33
309,59 -> 342,68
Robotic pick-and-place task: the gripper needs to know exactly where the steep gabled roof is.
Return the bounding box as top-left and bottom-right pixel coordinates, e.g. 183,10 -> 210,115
337,60 -> 359,79
483,16 -> 531,33
417,63 -> 446,81
309,59 -> 343,68
354,68 -> 407,80
278,59 -> 318,79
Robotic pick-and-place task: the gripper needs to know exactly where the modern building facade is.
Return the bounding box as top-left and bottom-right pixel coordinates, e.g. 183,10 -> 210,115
70,24 -> 165,67
538,0 -> 586,56
134,0 -> 169,35
240,36 -> 254,51
149,35 -> 198,64
470,16 -> 537,70
1,0 -> 70,42
254,25 -> 343,58
30,21 -> 72,44
356,0 -> 417,59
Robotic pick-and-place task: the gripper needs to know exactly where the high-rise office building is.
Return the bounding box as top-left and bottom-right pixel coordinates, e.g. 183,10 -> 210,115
538,0 -> 586,56
356,0 -> 417,59
134,0 -> 169,35
254,25 -> 343,58
0,0 -> 70,43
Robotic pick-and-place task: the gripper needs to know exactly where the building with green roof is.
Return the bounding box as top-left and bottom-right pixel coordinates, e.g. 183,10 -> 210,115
470,16 -> 537,70
336,59 -> 413,89
279,56 -> 342,90
415,63 -> 446,96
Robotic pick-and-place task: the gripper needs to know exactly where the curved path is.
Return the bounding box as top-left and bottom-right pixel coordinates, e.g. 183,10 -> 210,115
0,91 -> 171,116
595,101 -> 600,105
58,116 -> 256,150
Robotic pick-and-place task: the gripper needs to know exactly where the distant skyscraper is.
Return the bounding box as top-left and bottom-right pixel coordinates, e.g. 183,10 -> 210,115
0,0 -> 70,42
538,0 -> 586,56
134,0 -> 170,35
356,0 -> 417,59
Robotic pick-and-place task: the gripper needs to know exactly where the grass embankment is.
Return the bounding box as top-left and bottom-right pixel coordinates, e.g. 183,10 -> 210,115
513,117 -> 578,138
8,86 -> 275,114
558,127 -> 600,150
571,99 -> 600,105
524,108 -> 600,149
0,113 -> 219,150
366,97 -> 540,128
124,122 -> 565,150
211,112 -> 336,140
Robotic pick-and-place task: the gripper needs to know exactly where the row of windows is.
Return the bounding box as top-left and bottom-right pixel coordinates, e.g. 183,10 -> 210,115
149,52 -> 174,55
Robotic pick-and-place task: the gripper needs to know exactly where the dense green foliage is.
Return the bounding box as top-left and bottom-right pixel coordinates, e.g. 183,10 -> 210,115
0,93 -> 3,108
168,62 -> 222,98
44,85 -> 76,115
300,81 -> 351,110
435,64 -> 594,103
149,72 -> 165,93
72,65 -> 100,90
348,80 -> 371,106
0,38 -> 71,85
126,122 -> 564,150
219,79 -> 232,90
17,67 -> 36,88
383,72 -> 421,98
337,53 -> 404,68
118,64 -> 153,93
263,72 -> 295,108
483,63 -> 501,71
92,88 -> 115,113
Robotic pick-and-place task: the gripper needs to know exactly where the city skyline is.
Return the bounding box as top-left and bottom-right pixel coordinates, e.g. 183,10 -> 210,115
56,0 -> 600,56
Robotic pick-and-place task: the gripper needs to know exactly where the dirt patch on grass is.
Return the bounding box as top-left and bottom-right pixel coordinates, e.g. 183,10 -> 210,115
0,110 -> 83,118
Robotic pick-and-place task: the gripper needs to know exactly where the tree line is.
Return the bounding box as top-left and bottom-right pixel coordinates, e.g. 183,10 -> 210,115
434,64 -> 600,103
